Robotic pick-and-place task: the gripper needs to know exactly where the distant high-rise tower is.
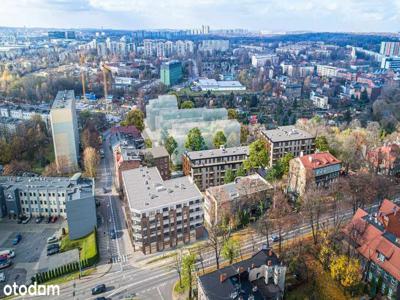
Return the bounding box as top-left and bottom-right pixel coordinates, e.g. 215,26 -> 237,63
160,61 -> 182,86
380,42 -> 400,57
50,90 -> 79,172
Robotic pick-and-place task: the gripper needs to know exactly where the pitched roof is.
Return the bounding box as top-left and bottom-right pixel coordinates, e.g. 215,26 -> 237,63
367,144 -> 400,169
299,152 -> 341,170
345,199 -> 400,281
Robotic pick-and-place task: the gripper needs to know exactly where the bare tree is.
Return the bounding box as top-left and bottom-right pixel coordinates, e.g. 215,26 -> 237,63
171,250 -> 183,289
207,223 -> 231,270
83,147 -> 100,178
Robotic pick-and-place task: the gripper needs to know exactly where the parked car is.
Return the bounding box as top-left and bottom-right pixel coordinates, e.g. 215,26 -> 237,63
0,249 -> 15,259
47,243 -> 59,251
47,247 -> 59,256
0,259 -> 11,270
109,229 -> 116,239
270,234 -> 280,243
0,272 -> 5,282
46,217 -> 51,224
22,216 -> 31,224
47,236 -> 58,244
12,234 -> 22,245
35,216 -> 43,224
91,284 -> 106,295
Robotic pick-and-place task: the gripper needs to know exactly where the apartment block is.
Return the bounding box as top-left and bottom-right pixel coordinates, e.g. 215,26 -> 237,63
260,126 -> 315,167
50,90 -> 79,172
121,167 -> 203,254
182,146 -> 249,191
0,173 -> 96,240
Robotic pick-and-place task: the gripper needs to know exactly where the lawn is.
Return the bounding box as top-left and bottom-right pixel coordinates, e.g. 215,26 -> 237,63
60,230 -> 98,263
286,255 -> 355,300
43,267 -> 96,286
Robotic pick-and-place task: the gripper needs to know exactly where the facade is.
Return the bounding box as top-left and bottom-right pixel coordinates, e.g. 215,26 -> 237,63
251,54 -> 279,67
366,144 -> 400,176
198,247 -> 286,300
182,146 -> 249,191
0,173 -> 96,240
121,167 -> 203,254
381,57 -> 400,71
50,90 -> 79,172
345,199 -> 400,299
261,126 -> 315,167
160,60 -> 182,86
200,40 -> 229,52
310,91 -> 330,109
287,152 -> 341,196
316,65 -> 339,78
0,103 -> 50,129
380,42 -> 400,57
204,173 -> 273,227
144,95 -> 241,164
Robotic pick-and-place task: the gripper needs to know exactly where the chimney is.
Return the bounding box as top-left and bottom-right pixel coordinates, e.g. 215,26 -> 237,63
220,273 -> 228,283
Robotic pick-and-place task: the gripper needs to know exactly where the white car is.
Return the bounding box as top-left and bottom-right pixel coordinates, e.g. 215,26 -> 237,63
0,272 -> 5,282
47,236 -> 58,244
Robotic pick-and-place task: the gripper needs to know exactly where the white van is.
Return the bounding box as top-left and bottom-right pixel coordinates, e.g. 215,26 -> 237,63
0,249 -> 15,258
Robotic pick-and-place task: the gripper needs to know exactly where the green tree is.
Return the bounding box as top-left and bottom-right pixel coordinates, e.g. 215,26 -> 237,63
227,108 -> 238,120
213,131 -> 227,148
240,125 -> 249,144
315,135 -> 330,152
165,135 -> 178,157
144,138 -> 152,148
224,169 -> 235,184
280,152 -> 294,175
182,253 -> 196,300
222,238 -> 240,264
243,139 -> 269,170
236,165 -> 246,177
185,128 -> 206,151
180,100 -> 194,109
120,109 -> 144,131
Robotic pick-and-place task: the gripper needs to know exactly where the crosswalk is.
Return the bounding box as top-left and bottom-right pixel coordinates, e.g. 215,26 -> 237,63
112,254 -> 130,264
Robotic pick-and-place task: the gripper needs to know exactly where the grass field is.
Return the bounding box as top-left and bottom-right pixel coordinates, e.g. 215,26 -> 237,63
60,230 -> 97,262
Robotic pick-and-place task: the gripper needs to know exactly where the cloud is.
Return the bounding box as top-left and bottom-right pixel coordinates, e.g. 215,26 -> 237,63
0,0 -> 398,31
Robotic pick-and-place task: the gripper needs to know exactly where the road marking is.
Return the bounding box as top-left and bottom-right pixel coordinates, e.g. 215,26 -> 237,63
157,286 -> 165,300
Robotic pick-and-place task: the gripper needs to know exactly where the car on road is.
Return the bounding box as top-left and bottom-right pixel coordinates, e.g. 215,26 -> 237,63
91,284 -> 106,295
17,215 -> 28,224
12,234 -> 22,245
109,229 -> 116,239
95,297 -> 107,300
35,216 -> 43,223
0,249 -> 15,259
47,236 -> 58,244
0,272 -> 5,282
270,234 -> 280,243
0,258 -> 11,269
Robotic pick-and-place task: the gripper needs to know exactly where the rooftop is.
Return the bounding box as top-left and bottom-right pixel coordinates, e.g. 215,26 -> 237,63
122,166 -> 202,212
185,146 -> 249,161
51,90 -> 75,110
299,152 -> 341,170
262,125 -> 315,142
142,146 -> 169,159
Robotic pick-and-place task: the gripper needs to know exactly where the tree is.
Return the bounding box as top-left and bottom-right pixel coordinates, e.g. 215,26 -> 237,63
243,139 -> 269,170
144,138 -> 152,148
180,100 -> 194,109
185,127 -> 206,151
236,165 -> 246,177
83,147 -> 100,178
222,238 -> 240,264
213,131 -> 227,148
207,223 -> 231,269
315,135 -> 330,152
240,125 -> 249,144
2,160 -> 31,176
280,152 -> 294,175
165,135 -> 178,157
330,255 -> 362,292
182,253 -> 196,299
120,109 -> 144,131
172,250 -> 183,289
224,169 -> 235,184
227,108 -> 238,120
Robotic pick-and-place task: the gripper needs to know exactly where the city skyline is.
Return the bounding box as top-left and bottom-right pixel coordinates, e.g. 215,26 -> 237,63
1,0 -> 399,33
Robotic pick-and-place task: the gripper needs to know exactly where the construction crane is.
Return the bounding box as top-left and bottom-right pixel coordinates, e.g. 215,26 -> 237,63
100,62 -> 112,100
79,54 -> 86,100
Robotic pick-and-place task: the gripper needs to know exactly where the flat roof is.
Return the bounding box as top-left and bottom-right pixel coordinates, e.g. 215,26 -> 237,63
262,125 -> 314,142
185,146 -> 249,160
51,90 -> 75,110
122,166 -> 202,212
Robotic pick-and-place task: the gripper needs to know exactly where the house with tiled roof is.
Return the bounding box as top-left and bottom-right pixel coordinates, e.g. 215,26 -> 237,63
345,199 -> 400,298
287,152 -> 341,196
366,144 -> 400,176
198,246 -> 287,300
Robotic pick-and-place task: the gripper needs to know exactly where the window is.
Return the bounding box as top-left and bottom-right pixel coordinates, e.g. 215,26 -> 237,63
377,252 -> 385,262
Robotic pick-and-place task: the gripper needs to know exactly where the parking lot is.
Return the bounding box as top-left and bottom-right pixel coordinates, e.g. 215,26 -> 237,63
0,218 -> 78,297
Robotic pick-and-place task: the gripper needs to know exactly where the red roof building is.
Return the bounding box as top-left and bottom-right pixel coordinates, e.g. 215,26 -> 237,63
345,199 -> 400,298
367,144 -> 400,176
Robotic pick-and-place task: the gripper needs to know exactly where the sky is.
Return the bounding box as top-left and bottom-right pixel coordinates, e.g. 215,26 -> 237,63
1,0 -> 399,32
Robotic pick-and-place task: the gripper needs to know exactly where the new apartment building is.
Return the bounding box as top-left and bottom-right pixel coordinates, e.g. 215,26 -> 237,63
260,126 -> 315,167
121,167 -> 203,254
50,90 -> 79,172
0,173 -> 96,239
182,146 -> 249,191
